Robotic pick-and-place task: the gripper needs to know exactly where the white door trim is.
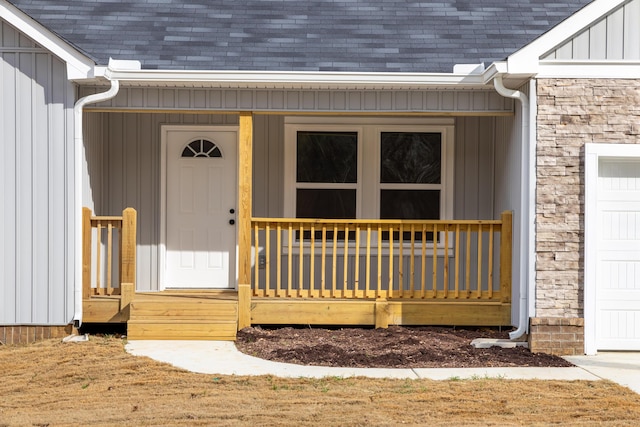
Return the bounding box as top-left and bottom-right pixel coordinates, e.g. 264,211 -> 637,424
159,125 -> 239,290
584,143 -> 640,355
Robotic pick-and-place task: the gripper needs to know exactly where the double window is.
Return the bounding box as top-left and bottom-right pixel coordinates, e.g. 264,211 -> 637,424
285,118 -> 454,224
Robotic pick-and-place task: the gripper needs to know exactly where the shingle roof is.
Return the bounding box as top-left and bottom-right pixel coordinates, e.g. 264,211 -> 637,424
7,0 -> 593,73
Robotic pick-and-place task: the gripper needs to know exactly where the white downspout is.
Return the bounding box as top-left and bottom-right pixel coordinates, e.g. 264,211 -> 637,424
72,78 -> 120,327
493,75 -> 531,340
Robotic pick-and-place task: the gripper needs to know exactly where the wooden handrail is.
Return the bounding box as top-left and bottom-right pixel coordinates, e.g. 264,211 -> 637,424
251,212 -> 513,302
82,207 -> 137,298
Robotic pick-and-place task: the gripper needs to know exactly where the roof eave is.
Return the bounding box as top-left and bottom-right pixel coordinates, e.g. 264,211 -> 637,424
94,66 -> 500,90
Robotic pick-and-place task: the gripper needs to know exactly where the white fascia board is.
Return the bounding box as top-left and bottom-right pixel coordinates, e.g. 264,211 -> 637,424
538,61 -> 640,79
0,1 -> 94,79
507,0 -> 629,75
99,68 -> 490,90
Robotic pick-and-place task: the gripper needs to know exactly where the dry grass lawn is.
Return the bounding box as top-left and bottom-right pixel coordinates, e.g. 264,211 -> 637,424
2,336 -> 640,426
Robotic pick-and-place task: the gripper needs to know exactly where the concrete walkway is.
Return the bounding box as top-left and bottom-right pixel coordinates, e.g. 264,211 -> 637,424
566,352 -> 640,394
125,340 -> 621,385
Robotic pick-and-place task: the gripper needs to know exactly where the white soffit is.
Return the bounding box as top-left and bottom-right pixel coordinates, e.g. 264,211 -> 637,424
507,0 -> 629,74
0,0 -> 94,79
99,68 -> 495,90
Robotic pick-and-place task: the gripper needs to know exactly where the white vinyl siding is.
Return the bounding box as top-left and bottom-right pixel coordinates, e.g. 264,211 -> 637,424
543,0 -> 640,60
1,19 -> 75,325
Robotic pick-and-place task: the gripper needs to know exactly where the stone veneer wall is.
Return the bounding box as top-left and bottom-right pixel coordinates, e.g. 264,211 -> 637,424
535,78 -> 640,354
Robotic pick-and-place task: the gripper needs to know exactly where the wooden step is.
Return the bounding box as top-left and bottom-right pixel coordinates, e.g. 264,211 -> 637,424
127,320 -> 236,340
127,293 -> 238,340
129,300 -> 237,321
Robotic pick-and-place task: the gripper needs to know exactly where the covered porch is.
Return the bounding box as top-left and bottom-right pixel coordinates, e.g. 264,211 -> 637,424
80,84 -> 523,340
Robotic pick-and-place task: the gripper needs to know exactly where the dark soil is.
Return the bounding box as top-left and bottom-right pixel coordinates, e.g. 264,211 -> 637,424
236,325 -> 574,368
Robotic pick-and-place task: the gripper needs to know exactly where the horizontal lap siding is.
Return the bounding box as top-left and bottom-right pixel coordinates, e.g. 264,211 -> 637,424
1,19 -> 74,325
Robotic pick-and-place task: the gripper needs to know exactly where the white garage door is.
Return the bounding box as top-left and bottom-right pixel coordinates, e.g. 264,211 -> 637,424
596,158 -> 640,350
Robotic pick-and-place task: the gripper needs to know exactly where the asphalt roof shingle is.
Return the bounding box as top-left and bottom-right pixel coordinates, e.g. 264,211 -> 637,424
7,0 -> 593,72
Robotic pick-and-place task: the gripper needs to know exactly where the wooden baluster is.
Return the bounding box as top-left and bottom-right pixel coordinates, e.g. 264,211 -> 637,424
363,225 -> 371,298
354,224 -> 361,298
265,224 -> 271,297
298,224 -> 304,298
465,224 -> 472,298
343,224 -> 349,299
454,224 -> 460,299
432,224 -> 438,298
388,225 -> 393,299
276,223 -> 282,297
95,222 -> 102,295
310,225 -> 316,297
106,223 -> 113,295
476,225 -> 483,299
253,222 -> 260,297
321,225 -> 327,298
443,224 -> 449,299
488,224 -> 494,299
421,224 -> 427,299
287,223 -> 293,297
332,224 -> 338,298
409,224 -> 415,298
377,224 -> 383,298
398,224 -> 404,298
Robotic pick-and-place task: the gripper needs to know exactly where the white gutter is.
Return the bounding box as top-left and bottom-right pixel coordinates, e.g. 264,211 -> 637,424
72,78 -> 120,328
493,75 -> 531,341
98,68 -> 490,89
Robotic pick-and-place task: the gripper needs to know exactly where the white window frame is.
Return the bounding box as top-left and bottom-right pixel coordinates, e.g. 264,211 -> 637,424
286,125 -> 364,219
284,117 -> 454,223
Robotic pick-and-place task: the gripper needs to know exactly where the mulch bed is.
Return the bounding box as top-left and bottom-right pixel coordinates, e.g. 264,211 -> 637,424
235,325 -> 574,368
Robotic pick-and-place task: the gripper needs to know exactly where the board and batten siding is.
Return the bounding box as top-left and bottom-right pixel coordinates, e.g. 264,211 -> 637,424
543,0 -> 640,60
84,113 -> 240,291
87,112 -> 515,292
1,19 -> 75,325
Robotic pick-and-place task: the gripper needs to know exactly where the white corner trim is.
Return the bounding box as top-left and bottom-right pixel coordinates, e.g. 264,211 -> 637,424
0,0 -> 94,79
507,0 -> 629,74
584,143 -> 640,355
538,61 -> 640,79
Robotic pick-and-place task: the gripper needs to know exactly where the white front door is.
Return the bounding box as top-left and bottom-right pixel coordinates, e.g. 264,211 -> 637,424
163,127 -> 237,288
595,158 -> 640,350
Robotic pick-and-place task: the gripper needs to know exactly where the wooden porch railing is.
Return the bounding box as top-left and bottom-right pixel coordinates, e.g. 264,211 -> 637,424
82,207 -> 137,300
251,211 -> 512,302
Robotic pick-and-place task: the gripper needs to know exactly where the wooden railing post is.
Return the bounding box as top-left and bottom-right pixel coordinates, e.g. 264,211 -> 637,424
82,207 -> 93,299
500,211 -> 513,303
120,207 -> 137,287
237,112 -> 253,330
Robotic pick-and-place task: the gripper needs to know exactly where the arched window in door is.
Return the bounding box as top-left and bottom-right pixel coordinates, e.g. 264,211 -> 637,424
181,139 -> 222,158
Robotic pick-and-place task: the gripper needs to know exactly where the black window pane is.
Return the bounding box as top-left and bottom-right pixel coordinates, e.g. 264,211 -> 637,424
297,131 -> 357,183
380,132 -> 441,184
381,190 -> 440,241
297,189 -> 356,219
380,190 -> 440,220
